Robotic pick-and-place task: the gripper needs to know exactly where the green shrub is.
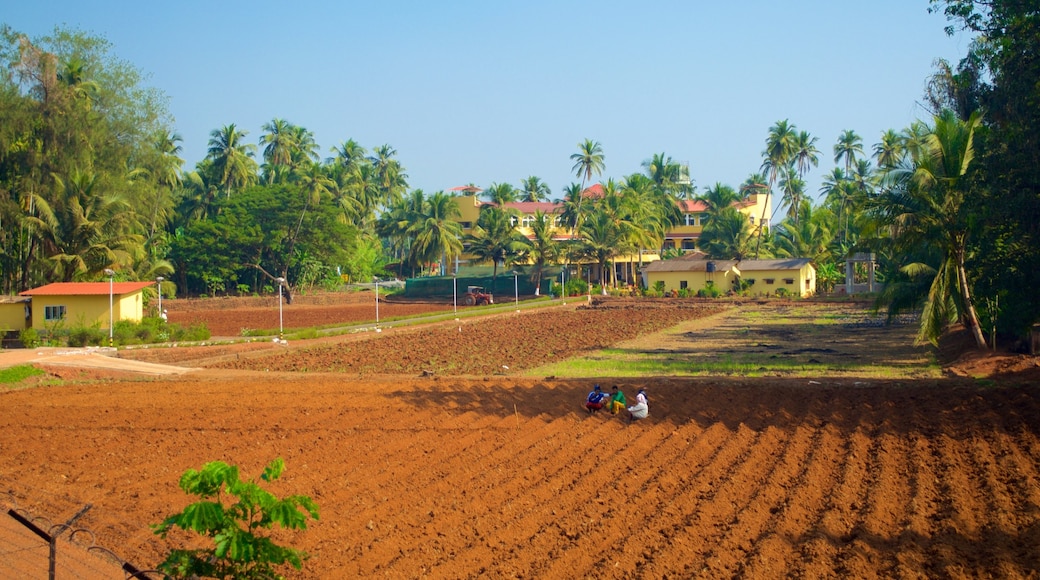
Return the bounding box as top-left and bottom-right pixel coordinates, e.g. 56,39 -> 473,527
776,287 -> 791,298
67,325 -> 105,347
153,458 -> 319,580
19,328 -> 40,348
171,322 -> 211,342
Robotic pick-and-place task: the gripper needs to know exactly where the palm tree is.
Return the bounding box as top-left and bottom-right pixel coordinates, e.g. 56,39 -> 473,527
25,168 -> 143,282
557,183 -> 587,232
329,139 -> 368,170
145,130 -> 183,238
874,109 -> 986,348
778,166 -> 807,223
570,139 -> 605,194
834,129 -> 864,174
260,118 -> 296,169
484,182 -> 518,206
207,124 -> 258,198
370,145 -> 408,208
574,207 -> 633,292
697,206 -> 755,261
519,176 -> 551,202
465,206 -> 528,289
873,129 -> 904,169
525,211 -> 560,295
408,191 -> 463,274
758,120 -> 797,257
739,173 -> 769,201
792,130 -> 820,179
773,202 -> 834,264
699,183 -> 739,227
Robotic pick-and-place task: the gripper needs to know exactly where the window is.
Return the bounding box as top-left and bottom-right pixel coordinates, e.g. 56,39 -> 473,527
805,279 -> 811,290
521,215 -> 534,227
764,278 -> 775,285
684,214 -> 695,226
783,278 -> 794,285
680,281 -> 688,289
460,221 -> 472,229
682,239 -> 696,250
45,305 -> 66,321
749,216 -> 755,224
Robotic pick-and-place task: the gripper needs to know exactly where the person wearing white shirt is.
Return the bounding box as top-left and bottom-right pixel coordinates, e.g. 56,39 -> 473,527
627,388 -> 648,422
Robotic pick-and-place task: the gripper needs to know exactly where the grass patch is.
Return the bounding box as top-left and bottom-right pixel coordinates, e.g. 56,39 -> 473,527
0,365 -> 45,384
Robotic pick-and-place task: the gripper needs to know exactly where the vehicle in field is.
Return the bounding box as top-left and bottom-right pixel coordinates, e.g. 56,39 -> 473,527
463,286 -> 493,306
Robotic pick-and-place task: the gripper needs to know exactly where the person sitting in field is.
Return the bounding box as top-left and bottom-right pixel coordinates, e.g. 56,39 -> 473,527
585,384 -> 608,414
627,388 -> 649,422
608,385 -> 626,415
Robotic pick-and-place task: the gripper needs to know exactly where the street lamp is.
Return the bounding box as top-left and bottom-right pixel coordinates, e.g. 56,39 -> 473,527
275,277 -> 285,341
156,276 -> 164,319
512,271 -> 519,312
374,277 -> 381,332
104,268 -> 115,346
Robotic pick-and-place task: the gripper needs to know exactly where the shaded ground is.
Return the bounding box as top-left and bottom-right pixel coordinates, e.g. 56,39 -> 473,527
2,298 -> 1039,578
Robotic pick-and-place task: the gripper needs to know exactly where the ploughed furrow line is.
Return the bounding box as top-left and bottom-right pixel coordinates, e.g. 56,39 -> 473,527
423,418 -> 674,579
726,423 -> 833,578
791,418 -> 876,577
924,433 -> 989,576
675,422 -> 805,579
963,429 -> 1040,576
693,421 -> 819,579
628,424 -> 782,579
521,419 -> 719,579
349,412 -> 583,576
374,414 -> 624,577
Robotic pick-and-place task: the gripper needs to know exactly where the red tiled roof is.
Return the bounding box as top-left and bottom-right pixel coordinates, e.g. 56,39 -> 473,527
501,201 -> 561,213
678,200 -> 708,212
20,282 -> 154,296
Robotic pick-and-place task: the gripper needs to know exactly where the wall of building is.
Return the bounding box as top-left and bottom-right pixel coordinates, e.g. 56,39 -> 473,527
739,265 -> 816,297
0,303 -> 29,331
646,270 -> 735,293
29,291 -> 145,330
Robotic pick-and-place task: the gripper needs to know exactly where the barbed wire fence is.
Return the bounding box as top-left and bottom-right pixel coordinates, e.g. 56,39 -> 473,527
1,491 -> 162,579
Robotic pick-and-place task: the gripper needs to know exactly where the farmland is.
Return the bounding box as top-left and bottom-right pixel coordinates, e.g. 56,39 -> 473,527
1,298 -> 1039,578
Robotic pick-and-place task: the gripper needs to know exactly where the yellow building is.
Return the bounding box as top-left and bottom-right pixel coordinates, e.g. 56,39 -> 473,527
644,255 -> 816,297
664,195 -> 771,251
19,281 -> 153,330
0,296 -> 31,332
450,185 -> 770,263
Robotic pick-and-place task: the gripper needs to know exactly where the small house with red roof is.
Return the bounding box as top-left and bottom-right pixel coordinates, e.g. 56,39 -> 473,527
19,281 -> 154,331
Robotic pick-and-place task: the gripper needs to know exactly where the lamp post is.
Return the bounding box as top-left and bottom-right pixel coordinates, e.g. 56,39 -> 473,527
453,275 -> 458,319
374,277 -> 381,331
104,268 -> 115,346
156,276 -> 164,319
513,271 -> 519,312
275,277 -> 285,341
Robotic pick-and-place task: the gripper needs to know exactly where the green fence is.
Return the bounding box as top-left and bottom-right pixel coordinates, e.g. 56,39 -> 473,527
404,275 -> 548,298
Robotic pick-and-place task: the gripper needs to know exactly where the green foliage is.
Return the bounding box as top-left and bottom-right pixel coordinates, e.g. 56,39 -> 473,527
153,458 -> 319,580
67,324 -> 105,347
697,283 -> 723,298
0,365 -> 45,384
19,328 -> 41,348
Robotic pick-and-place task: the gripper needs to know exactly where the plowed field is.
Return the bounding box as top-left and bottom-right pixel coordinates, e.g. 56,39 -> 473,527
2,300 -> 1039,579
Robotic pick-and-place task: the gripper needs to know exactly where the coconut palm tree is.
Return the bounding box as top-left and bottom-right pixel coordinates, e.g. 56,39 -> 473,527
873,109 -> 986,348
873,129 -> 904,169
525,211 -> 560,295
758,120 -> 797,257
465,206 -> 528,289
408,190 -> 463,274
699,183 -> 739,227
778,166 -> 807,223
484,182 -> 519,206
207,124 -> 258,198
773,202 -> 834,264
260,118 -> 296,169
697,206 -> 755,261
792,130 -> 820,180
570,139 -> 605,194
557,182 -> 588,232
519,176 -> 551,202
834,129 -> 864,174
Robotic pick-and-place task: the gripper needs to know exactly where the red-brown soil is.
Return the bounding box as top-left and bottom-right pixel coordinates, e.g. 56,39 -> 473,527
2,298 -> 1039,579
164,291 -> 451,337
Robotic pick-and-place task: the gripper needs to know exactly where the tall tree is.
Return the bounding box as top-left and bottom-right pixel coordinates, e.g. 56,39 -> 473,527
834,129 -> 864,174
519,176 -> 551,202
465,206 -> 527,288
874,109 -> 986,348
207,124 -> 257,198
758,120 -> 797,257
570,139 -> 605,194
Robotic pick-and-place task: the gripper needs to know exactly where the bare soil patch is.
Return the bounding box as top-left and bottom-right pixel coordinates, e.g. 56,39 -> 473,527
2,299 -> 1039,578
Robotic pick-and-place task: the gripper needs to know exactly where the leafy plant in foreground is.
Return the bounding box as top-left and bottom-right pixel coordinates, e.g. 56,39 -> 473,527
153,458 -> 319,579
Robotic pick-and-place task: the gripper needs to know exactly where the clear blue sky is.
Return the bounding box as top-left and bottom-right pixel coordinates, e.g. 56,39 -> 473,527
7,1 -> 971,204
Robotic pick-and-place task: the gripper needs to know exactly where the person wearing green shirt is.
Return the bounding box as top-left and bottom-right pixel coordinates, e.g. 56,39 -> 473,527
607,385 -> 626,415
